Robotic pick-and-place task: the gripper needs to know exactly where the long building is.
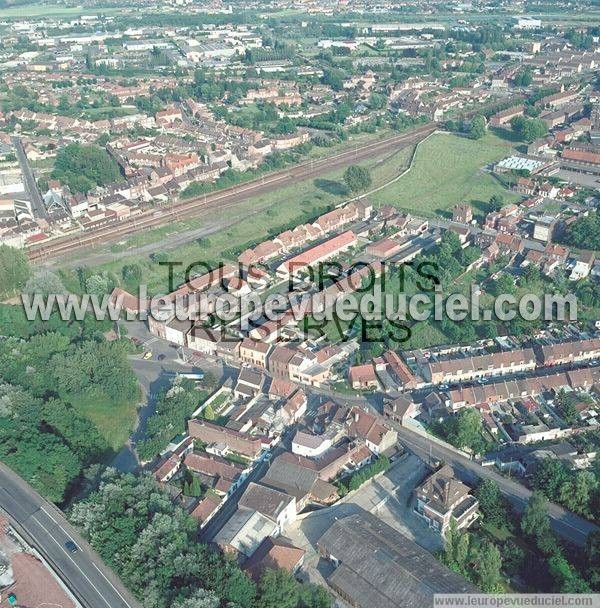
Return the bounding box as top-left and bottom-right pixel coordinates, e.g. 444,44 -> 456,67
276,230 -> 357,278
447,367 -> 600,409
424,348 -> 536,385
187,419 -> 262,459
317,511 -> 477,608
538,338 -> 600,366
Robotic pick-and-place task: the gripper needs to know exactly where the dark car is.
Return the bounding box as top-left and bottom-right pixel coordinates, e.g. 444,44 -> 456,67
158,354 -> 166,361
65,540 -> 78,553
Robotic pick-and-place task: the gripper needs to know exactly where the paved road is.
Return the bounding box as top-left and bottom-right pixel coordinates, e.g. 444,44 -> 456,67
394,424 -> 598,547
12,136 -> 48,220
0,463 -> 140,608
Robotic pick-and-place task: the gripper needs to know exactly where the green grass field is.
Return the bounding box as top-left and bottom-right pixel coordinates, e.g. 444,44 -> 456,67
69,392 -> 140,452
57,129 -> 516,300
369,132 -> 519,217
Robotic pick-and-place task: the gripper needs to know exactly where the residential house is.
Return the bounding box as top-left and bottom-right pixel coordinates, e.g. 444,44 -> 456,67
413,465 -> 479,534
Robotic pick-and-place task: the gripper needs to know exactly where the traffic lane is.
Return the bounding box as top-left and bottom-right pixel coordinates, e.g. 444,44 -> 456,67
25,508 -> 132,608
395,428 -> 596,547
0,466 -> 140,608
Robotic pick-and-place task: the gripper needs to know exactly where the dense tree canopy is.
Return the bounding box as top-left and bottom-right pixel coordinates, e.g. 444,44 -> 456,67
0,307 -> 139,502
561,210 -> 600,251
51,143 -> 121,193
70,470 -> 331,608
0,244 -> 31,300
509,116 -> 548,143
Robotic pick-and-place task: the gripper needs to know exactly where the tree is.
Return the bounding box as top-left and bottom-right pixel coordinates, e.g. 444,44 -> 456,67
447,408 -> 484,452
51,143 -> 121,194
559,471 -> 596,518
368,92 -> 387,110
121,264 -> 142,286
0,244 -> 31,299
85,273 -> 112,296
532,457 -> 570,500
469,115 -> 486,139
521,491 -> 551,541
203,403 -> 216,421
172,589 -> 219,608
554,390 -> 579,425
23,270 -> 65,296
475,479 -> 509,528
548,555 -> 592,593
477,542 -> 503,592
489,194 -> 503,212
510,116 -> 548,143
256,569 -> 299,608
343,165 -> 372,193
443,518 -> 473,577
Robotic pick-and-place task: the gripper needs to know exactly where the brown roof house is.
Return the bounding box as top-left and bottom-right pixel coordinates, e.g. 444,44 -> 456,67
413,465 -> 479,534
243,537 -> 305,581
346,406 -> 398,454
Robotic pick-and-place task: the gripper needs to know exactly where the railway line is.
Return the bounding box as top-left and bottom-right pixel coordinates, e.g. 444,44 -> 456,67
28,123 -> 437,262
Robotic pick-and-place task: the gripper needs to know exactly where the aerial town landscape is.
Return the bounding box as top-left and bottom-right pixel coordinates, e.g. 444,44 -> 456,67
1,0 -> 600,606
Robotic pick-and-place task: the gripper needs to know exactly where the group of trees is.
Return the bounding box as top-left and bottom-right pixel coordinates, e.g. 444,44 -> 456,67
443,519 -> 503,592
0,306 -> 137,502
337,454 -> 390,496
561,210 -> 600,251
70,469 -> 331,608
509,115 -> 548,143
137,378 -> 209,462
51,143 -> 122,194
531,454 -> 599,521
520,491 -> 592,592
455,479 -> 598,593
0,244 -> 31,300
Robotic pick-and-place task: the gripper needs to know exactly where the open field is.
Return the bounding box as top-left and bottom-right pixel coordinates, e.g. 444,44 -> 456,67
56,142 -> 415,295
370,132 -> 519,217
54,130 -> 510,299
68,392 -> 140,452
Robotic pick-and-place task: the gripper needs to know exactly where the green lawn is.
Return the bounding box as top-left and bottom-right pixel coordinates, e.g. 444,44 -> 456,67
69,392 -> 140,452
369,132 -> 520,217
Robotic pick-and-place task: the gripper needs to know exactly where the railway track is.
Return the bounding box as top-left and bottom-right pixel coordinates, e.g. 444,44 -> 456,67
28,123 -> 437,262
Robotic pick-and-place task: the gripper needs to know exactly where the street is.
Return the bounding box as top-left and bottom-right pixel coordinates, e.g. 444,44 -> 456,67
11,136 -> 48,220
0,463 -> 140,608
394,424 -> 598,547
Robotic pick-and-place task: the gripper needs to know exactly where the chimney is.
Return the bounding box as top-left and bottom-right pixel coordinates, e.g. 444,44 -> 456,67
442,479 -> 450,505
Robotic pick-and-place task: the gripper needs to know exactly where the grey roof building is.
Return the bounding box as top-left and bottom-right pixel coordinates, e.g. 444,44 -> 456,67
317,510 -> 478,608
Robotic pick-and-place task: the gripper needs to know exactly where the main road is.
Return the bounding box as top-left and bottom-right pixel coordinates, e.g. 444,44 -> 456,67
28,123 -> 437,263
12,136 -> 48,220
0,462 -> 141,608
393,424 -> 598,547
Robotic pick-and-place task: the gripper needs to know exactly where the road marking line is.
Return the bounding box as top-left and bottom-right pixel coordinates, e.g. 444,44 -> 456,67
32,514 -> 113,608
92,563 -> 131,605
41,505 -> 58,524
